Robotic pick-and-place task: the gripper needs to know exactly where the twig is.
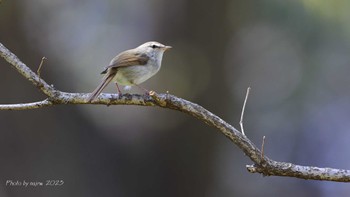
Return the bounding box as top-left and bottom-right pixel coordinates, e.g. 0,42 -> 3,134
149,91 -> 167,107
261,136 -> 266,160
0,43 -> 56,97
37,56 -> 47,80
240,87 -> 251,135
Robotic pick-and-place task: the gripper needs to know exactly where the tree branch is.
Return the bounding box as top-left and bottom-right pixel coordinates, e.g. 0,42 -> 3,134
0,99 -> 53,110
1,42 -> 350,182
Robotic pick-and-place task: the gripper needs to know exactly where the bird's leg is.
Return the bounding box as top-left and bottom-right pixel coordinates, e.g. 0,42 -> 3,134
114,82 -> 122,94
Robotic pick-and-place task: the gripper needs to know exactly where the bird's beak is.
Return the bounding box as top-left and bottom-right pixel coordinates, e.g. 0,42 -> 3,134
163,46 -> 172,51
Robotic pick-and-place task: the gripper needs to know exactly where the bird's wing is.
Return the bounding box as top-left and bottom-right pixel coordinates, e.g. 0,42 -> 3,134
100,50 -> 149,74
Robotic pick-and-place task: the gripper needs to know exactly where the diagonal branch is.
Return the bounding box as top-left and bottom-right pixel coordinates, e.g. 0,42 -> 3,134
1,42 -> 350,182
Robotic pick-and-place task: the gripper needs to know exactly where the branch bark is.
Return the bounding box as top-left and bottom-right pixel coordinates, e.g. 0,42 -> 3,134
1,42 -> 350,182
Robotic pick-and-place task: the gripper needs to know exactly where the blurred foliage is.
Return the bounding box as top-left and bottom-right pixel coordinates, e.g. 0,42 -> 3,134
1,0 -> 350,196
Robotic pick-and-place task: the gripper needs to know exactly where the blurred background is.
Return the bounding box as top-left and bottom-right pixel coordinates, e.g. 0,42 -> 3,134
1,0 -> 350,196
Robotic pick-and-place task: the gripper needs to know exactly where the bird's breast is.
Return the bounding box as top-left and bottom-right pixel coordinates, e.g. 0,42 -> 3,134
112,61 -> 160,85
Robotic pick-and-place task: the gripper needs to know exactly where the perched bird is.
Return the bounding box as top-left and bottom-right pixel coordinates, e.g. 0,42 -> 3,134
87,41 -> 171,102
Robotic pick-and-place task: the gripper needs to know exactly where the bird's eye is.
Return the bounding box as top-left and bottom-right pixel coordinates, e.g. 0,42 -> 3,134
151,44 -> 157,49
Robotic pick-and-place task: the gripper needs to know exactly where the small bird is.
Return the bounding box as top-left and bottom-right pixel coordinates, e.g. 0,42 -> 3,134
87,41 -> 171,102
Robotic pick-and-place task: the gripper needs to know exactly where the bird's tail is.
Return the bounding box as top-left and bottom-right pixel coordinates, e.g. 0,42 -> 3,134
86,74 -> 114,102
